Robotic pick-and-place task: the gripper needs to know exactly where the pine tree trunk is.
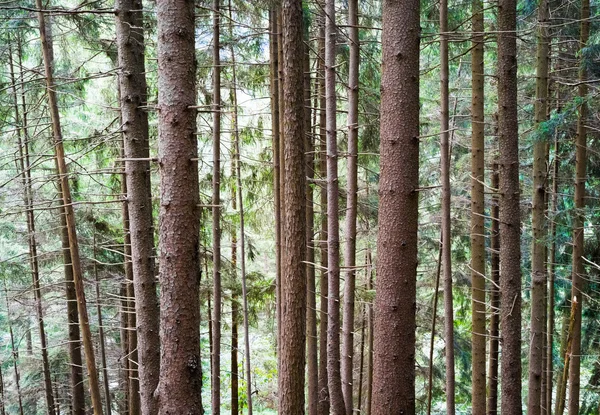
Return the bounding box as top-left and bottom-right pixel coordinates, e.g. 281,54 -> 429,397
155,0 -> 202,412
118,280 -> 130,415
278,0 -> 307,412
317,7 -> 330,413
440,0 -> 456,411
365,249 -> 374,415
470,0 -> 486,409
487,161 -> 500,415
498,0 -> 523,409
211,1 -> 223,412
4,283 -> 25,415
114,1 -> 160,412
231,201 -> 239,415
324,0 -> 345,412
36,4 -> 104,413
341,0 -> 359,411
567,0 -> 589,412
372,0 -> 420,412
528,0 -> 550,411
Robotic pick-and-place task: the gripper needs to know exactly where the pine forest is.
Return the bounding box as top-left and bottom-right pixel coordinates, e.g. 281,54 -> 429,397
0,0 -> 598,413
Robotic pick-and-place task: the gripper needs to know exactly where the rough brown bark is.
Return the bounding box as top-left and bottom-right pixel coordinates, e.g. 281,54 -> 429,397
470,0 -> 486,410
36,3 -> 104,413
365,249 -> 374,415
440,0 -> 456,411
211,1 -> 223,412
278,0 -> 307,412
155,0 -> 202,412
372,0 -> 420,412
114,1 -> 160,412
567,1 -> 589,412
528,0 -> 550,411
317,7 -> 330,412
488,161 -> 500,415
324,0 -> 344,412
498,0 -> 522,409
118,280 -> 130,415
341,0 -> 359,412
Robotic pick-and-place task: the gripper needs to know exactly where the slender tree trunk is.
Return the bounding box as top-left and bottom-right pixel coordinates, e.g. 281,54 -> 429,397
115,1 -> 160,413
341,0 -> 359,412
528,0 -> 550,411
155,0 -> 202,412
231,191 -> 239,415
440,0 -> 456,411
488,161 -> 500,415
557,299 -> 578,415
498,0 -> 523,408
470,0 -> 486,409
211,1 -> 223,412
9,40 -> 56,415
278,0 -> 307,412
119,281 -> 130,415
0,362 -> 5,415
36,4 -> 104,413
567,0 -> 589,412
4,284 -> 25,415
93,234 -> 112,415
325,0 -> 344,412
317,7 -> 330,413
372,0 -> 420,412
365,249 -> 374,415
357,298 -> 366,413
305,16 -> 319,415
427,240 -> 443,415
547,134 -> 560,415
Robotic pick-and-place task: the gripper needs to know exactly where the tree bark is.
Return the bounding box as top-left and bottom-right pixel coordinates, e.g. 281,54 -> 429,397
114,1 -> 160,412
498,0 -> 523,409
567,0 -> 589,412
470,0 -> 486,410
372,0 -> 420,412
487,161 -> 500,415
211,1 -> 223,412
35,3 -> 104,413
155,0 -> 202,412
278,0 -> 307,413
341,0 -> 359,412
528,0 -> 550,411
4,283 -> 25,415
324,0 -> 345,412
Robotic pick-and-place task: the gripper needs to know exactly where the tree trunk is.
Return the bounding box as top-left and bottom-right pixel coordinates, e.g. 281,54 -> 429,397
9,39 -> 56,415
341,0 -> 359,412
365,249 -> 374,415
372,0 -> 420,412
119,281 -> 130,415
278,0 -> 307,413
567,0 -> 589,412
93,234 -> 112,415
4,283 -> 25,415
317,7 -> 330,413
325,0 -> 344,412
498,0 -> 523,408
211,1 -> 223,412
528,0 -> 550,411
487,161 -> 500,415
35,3 -> 104,413
427,240 -> 443,415
470,0 -> 486,410
155,0 -> 202,412
440,0 -> 456,411
305,15 -> 319,415
231,196 -> 239,415
114,1 -> 160,413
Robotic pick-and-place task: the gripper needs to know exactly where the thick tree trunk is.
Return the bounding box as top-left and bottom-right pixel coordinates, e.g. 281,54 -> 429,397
567,0 -> 589,412
487,161 -> 500,415
35,4 -> 104,413
498,0 -> 523,409
341,0 -> 359,412
440,0 -> 456,412
278,0 -> 307,413
114,1 -> 160,413
470,0 -> 486,410
155,0 -> 202,412
324,0 -> 345,412
317,8 -> 330,413
372,0 -> 420,412
211,1 -> 223,412
528,0 -> 550,411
